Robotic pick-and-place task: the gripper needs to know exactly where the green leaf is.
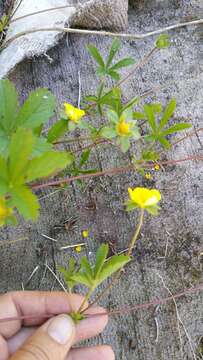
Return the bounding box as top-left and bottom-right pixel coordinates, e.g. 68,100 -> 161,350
144,104 -> 157,132
101,126 -> 117,139
87,45 -> 105,68
146,205 -> 160,215
107,109 -> 119,124
133,111 -> 146,120
0,79 -> 18,134
15,88 -> 55,129
108,70 -> 120,81
0,155 -> 8,180
32,137 -> 52,157
142,151 -> 160,161
110,58 -> 135,71
156,34 -> 170,49
9,128 -> 34,184
94,244 -> 109,278
157,136 -> 171,149
80,256 -> 94,280
10,185 -> 40,220
123,96 -> 140,112
97,254 -> 130,285
47,119 -> 68,143
80,149 -> 91,167
161,123 -> 192,136
72,272 -> 93,288
158,98 -> 176,130
120,137 -> 130,153
0,178 -> 9,196
106,38 -> 121,68
0,133 -> 9,158
25,151 -> 73,182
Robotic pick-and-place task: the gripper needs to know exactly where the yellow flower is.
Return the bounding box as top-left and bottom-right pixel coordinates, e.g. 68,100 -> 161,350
145,172 -> 152,180
128,187 -> 161,209
117,119 -> 131,136
75,245 -> 82,253
64,103 -> 85,124
0,198 -> 12,226
154,164 -> 160,171
82,230 -> 89,238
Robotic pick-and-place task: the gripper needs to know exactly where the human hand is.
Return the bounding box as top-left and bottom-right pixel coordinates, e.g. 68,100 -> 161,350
0,291 -> 114,360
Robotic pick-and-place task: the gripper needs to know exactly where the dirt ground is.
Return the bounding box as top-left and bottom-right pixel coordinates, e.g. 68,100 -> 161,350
0,1 -> 203,359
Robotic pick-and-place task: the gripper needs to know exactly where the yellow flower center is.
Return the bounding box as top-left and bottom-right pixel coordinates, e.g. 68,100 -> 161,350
145,173 -> 152,180
82,230 -> 89,238
128,187 -> 161,208
117,120 -> 130,136
64,103 -> 85,124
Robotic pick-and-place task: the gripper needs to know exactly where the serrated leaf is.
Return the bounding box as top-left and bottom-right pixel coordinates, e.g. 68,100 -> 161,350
106,38 -> 121,68
144,104 -> 157,132
158,136 -> 171,149
0,155 -> 8,180
108,70 -> 120,81
32,137 -> 52,157
101,126 -> 117,139
158,98 -> 176,130
10,185 -> 40,220
133,112 -> 146,120
9,128 -> 34,184
25,151 -> 73,182
94,244 -> 109,278
142,151 -> 160,161
120,137 -> 130,153
80,256 -> 94,280
107,109 -> 119,124
72,272 -> 93,288
15,88 -> 55,129
0,79 -> 18,134
97,254 -> 130,285
0,178 -> 9,196
80,149 -> 91,167
87,45 -> 105,68
161,123 -> 192,136
110,58 -> 135,71
47,119 -> 68,143
156,34 -> 170,49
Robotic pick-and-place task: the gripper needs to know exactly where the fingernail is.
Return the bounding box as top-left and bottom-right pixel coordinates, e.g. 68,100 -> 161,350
47,315 -> 75,344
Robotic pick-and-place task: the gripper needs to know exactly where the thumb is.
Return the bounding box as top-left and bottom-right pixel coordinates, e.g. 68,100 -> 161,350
10,314 -> 76,360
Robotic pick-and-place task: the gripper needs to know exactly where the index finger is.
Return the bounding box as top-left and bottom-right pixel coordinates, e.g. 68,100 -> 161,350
0,291 -> 86,338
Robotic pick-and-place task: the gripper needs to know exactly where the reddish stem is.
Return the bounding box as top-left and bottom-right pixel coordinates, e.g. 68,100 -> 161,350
0,282 -> 202,324
32,154 -> 203,190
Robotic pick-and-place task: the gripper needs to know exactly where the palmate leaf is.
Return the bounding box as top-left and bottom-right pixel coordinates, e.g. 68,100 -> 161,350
106,38 -> 120,68
10,185 -> 40,220
161,123 -> 192,136
87,45 -> 105,68
156,34 -> 170,49
110,57 -> 135,71
158,98 -> 176,130
9,128 -> 34,184
97,254 -> 130,285
94,244 -> 109,278
0,178 -> 9,196
0,79 -> 19,134
25,151 -> 73,182
144,104 -> 157,132
47,119 -> 68,143
15,88 -> 56,129
80,149 -> 91,167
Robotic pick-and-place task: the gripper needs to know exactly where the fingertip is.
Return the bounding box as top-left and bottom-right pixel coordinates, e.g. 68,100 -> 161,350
75,306 -> 108,342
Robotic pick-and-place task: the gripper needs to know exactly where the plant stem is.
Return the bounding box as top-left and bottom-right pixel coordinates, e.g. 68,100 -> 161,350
81,209 -> 144,313
2,19 -> 203,49
77,288 -> 93,313
31,154 -> 203,191
127,208 -> 144,256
